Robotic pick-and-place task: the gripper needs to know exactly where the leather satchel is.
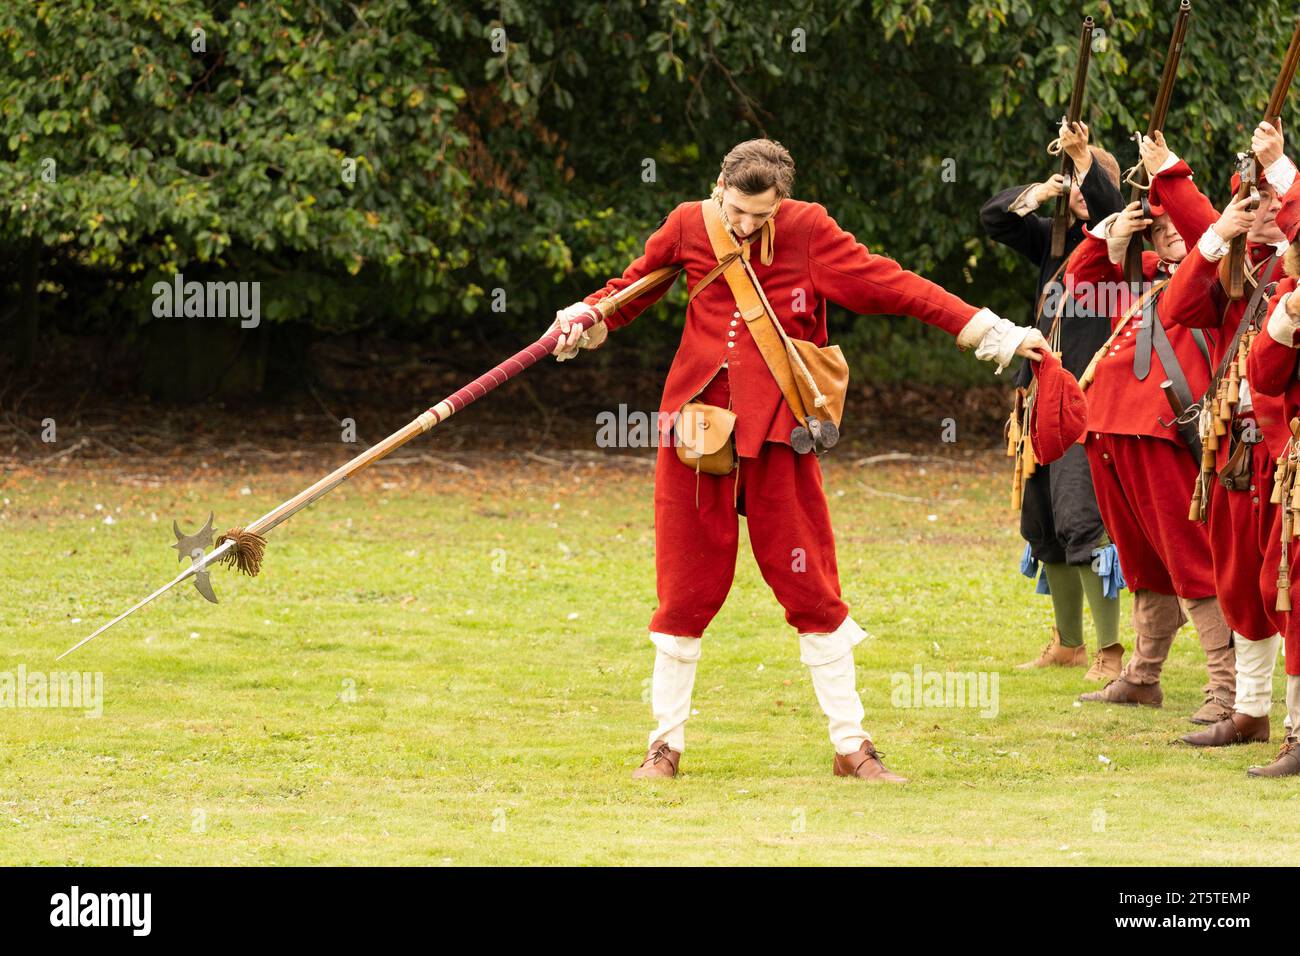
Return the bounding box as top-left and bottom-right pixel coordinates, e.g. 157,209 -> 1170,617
675,401 -> 737,475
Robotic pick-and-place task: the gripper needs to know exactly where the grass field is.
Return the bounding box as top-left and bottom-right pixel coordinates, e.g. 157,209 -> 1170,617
2,448 -> 1298,866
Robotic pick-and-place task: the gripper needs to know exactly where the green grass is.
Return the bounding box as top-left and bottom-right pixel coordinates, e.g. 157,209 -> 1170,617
2,450 -> 1298,866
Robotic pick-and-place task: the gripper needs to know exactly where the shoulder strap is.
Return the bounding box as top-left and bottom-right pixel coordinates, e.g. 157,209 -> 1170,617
1079,278 -> 1169,391
1147,302 -> 1203,460
696,199 -> 810,423
1211,253 -> 1282,386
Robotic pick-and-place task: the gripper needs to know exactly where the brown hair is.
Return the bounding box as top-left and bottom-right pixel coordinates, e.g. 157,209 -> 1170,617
1089,146 -> 1121,191
720,139 -> 796,198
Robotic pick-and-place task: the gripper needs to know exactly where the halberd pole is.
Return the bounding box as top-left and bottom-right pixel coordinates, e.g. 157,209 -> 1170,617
59,266 -> 682,660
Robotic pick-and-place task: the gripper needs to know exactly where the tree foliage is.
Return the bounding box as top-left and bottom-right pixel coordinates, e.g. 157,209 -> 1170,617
1,0 -> 1295,383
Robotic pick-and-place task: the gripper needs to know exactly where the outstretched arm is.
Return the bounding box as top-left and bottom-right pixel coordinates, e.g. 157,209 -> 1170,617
550,203 -> 686,358
807,203 -> 1044,370
582,204 -> 685,330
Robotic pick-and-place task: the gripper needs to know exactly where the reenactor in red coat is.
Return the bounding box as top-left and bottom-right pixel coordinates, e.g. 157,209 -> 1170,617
1140,126 -> 1296,746
980,121 -> 1127,681
1242,178 -> 1300,777
1063,198 -> 1236,723
550,140 -> 1045,783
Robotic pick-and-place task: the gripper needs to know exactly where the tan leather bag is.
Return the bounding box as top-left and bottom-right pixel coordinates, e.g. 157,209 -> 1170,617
675,401 -> 737,475
789,338 -> 848,427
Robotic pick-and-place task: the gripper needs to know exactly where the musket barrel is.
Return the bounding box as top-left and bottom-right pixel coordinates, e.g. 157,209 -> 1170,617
1125,3 -> 1192,285
1051,16 -> 1095,259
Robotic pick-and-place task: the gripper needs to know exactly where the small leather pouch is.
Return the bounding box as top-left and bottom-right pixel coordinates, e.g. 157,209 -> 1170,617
1219,421 -> 1256,492
675,401 -> 737,476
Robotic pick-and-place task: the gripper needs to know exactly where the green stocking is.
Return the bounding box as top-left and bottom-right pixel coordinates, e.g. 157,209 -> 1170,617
1042,562 -> 1084,648
1080,561 -> 1121,649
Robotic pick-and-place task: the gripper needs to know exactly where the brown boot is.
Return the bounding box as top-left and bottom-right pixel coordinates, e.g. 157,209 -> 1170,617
1079,675 -> 1163,708
1188,692 -> 1235,726
1184,595 -> 1236,714
1085,643 -> 1124,682
833,741 -> 907,784
1017,627 -> 1087,670
1247,739 -> 1300,777
1179,711 -> 1270,747
631,739 -> 681,779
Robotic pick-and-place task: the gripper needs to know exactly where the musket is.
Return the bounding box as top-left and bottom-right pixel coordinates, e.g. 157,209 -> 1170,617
58,265 -> 684,660
1123,0 -> 1192,286
1222,16 -> 1300,300
1050,15 -> 1095,259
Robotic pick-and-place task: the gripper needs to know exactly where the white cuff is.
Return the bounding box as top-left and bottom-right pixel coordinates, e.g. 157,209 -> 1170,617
650,631 -> 702,663
1090,212 -> 1119,241
959,308 -> 1031,374
1198,225 -> 1231,262
1009,184 -> 1042,217
1267,293 -> 1300,346
1089,212 -> 1131,263
1264,155 -> 1298,196
798,616 -> 868,666
957,307 -> 997,350
1156,151 -> 1181,175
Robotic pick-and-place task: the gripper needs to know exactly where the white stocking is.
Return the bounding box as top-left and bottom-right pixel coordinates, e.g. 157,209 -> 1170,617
800,616 -> 870,756
646,632 -> 701,752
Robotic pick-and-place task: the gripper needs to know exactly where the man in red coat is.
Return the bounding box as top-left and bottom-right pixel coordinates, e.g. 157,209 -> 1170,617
1066,198 -> 1236,722
1140,125 -> 1296,746
550,139 -> 1045,783
1243,178 -> 1300,777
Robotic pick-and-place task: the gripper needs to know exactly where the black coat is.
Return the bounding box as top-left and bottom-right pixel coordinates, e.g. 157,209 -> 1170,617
981,168 -> 1125,386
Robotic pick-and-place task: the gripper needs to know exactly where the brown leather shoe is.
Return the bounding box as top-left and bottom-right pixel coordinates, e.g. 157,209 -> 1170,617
1179,711 -> 1270,747
1079,676 -> 1163,708
631,739 -> 681,779
1085,643 -> 1124,682
1247,739 -> 1300,777
833,741 -> 907,784
1017,627 -> 1088,670
1188,693 -> 1235,726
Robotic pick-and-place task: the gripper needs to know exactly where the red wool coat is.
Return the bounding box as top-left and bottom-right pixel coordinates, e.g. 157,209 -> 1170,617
1246,277 -> 1300,669
1066,228 -> 1216,596
581,198 -> 982,457
1152,158 -> 1280,639
1065,230 -> 1212,439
